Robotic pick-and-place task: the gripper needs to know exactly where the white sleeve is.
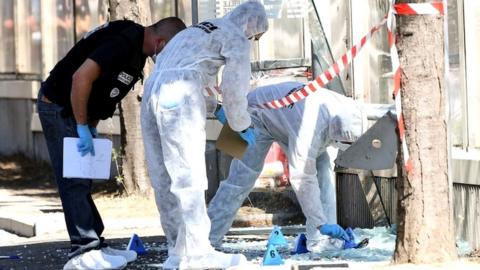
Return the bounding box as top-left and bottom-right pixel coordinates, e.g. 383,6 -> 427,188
219,39 -> 252,132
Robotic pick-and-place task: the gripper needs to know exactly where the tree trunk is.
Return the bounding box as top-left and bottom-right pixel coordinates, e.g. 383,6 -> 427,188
393,0 -> 457,263
108,0 -> 152,195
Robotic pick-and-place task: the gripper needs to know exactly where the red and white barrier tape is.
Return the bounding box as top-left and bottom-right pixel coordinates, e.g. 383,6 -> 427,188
394,3 -> 444,15
250,17 -> 387,109
391,2 -> 444,174
388,0 -> 413,173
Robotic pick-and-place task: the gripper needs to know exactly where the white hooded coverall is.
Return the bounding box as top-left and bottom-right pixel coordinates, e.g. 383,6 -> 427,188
208,81 -> 369,252
141,1 -> 268,268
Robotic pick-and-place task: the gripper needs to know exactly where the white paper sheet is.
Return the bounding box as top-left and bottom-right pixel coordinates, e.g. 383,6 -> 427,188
63,137 -> 113,179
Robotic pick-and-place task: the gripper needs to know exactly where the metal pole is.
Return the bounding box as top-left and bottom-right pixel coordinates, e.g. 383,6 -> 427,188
175,0 -> 179,17
192,0 -> 198,24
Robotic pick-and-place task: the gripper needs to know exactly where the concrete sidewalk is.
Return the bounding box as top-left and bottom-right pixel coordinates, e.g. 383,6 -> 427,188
0,188 -> 163,246
0,188 -> 63,238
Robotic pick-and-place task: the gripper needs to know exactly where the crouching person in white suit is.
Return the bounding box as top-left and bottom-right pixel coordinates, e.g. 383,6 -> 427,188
208,81 -> 388,253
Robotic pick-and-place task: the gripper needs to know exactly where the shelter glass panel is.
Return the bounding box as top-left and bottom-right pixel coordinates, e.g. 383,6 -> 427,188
0,0 -> 15,73
198,0 -> 216,22
463,0 -> 480,148
446,0 -> 467,148
75,0 -> 108,42
215,0 -> 306,63
151,0 -> 177,22
56,0 -> 75,61
16,0 -> 42,74
41,0 -> 75,74
349,0 -> 391,103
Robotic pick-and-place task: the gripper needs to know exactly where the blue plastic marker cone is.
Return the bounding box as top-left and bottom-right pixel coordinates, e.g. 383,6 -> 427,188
267,225 -> 288,247
290,233 -> 309,255
262,244 -> 284,266
126,233 -> 147,255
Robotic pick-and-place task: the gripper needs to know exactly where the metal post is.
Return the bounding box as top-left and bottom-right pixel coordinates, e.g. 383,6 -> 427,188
175,0 -> 179,17
192,0 -> 198,24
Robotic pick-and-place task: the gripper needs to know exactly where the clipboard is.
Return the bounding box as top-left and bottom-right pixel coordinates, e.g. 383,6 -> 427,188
215,124 -> 248,160
63,137 -> 113,179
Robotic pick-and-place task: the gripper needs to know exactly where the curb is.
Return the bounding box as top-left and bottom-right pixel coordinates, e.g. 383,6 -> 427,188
0,216 -> 36,237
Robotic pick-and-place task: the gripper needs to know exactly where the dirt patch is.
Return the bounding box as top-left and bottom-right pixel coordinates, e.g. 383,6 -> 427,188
242,192 -> 299,213
469,249 -> 480,257
0,154 -> 55,190
94,195 -> 159,219
467,249 -> 480,263
233,191 -> 305,227
0,154 -> 154,221
0,154 -> 126,199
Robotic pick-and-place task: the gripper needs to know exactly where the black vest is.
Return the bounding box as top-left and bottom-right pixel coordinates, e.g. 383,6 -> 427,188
42,20 -> 147,120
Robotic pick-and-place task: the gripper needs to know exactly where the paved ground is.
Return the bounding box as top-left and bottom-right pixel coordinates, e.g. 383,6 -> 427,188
2,236 -> 479,270
0,235 -> 169,270
0,233 -> 389,270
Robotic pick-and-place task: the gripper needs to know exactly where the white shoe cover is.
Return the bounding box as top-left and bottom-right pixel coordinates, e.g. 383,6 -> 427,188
163,255 -> 181,269
163,251 -> 247,270
102,247 -> 137,263
63,249 -> 127,270
307,236 -> 344,253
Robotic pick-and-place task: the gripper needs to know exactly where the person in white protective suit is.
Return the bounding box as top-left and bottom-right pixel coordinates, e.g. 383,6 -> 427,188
140,1 -> 268,269
208,81 -> 391,252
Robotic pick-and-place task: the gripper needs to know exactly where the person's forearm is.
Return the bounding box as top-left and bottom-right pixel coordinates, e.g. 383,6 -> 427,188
71,75 -> 93,125
70,59 -> 101,125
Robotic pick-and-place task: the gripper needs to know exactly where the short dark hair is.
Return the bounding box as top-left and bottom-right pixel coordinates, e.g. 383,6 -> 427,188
149,17 -> 186,41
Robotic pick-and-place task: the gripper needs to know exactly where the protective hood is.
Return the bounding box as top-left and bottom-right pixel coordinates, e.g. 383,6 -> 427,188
328,105 -> 368,144
224,0 -> 269,39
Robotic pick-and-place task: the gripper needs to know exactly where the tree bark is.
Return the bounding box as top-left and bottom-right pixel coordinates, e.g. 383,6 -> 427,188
393,0 -> 457,263
108,0 -> 152,195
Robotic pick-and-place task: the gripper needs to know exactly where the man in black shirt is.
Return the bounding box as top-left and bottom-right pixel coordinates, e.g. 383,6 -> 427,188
37,17 -> 185,270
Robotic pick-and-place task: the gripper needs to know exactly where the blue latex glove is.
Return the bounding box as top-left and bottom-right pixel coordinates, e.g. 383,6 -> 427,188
319,224 -> 349,241
214,106 -> 227,125
77,124 -> 95,156
343,227 -> 357,249
239,127 -> 256,146
89,126 -> 98,138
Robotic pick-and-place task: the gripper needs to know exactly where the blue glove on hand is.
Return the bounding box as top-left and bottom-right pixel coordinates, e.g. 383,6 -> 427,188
89,126 -> 98,138
343,227 -> 357,249
239,127 -> 256,146
77,124 -> 95,156
320,224 -> 349,241
214,106 -> 227,125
